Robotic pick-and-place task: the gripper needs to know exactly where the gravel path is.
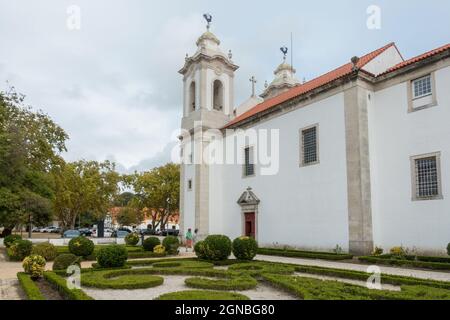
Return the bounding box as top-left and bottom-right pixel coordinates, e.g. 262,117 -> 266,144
255,255 -> 450,282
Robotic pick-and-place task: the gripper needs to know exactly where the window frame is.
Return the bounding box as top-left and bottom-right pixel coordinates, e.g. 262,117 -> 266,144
242,145 -> 256,178
299,124 -> 320,167
407,72 -> 437,113
410,152 -> 443,201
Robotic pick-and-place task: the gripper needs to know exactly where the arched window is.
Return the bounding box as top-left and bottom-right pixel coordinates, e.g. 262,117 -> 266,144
189,81 -> 196,111
213,80 -> 223,111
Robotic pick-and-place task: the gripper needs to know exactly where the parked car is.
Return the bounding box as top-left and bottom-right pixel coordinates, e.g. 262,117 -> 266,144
139,228 -> 156,235
111,230 -> 130,238
161,228 -> 180,236
32,227 -> 41,232
63,229 -> 81,238
42,226 -> 59,233
51,227 -> 61,234
78,228 -> 92,236
91,228 -> 113,238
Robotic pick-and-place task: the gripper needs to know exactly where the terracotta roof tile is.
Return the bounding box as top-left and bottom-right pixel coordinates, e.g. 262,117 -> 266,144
225,42 -> 396,128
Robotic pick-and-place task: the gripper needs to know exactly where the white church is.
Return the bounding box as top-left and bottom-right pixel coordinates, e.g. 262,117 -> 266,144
178,16 -> 450,255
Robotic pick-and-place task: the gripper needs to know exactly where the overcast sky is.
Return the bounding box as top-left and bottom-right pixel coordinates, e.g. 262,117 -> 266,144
1,0 -> 449,173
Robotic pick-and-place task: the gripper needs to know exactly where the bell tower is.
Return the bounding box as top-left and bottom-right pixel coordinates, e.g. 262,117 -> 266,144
179,14 -> 239,239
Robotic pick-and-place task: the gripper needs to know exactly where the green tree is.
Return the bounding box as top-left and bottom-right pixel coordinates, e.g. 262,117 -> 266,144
0,87 -> 67,236
127,163 -> 179,230
116,206 -> 144,226
114,191 -> 135,207
52,160 -> 120,230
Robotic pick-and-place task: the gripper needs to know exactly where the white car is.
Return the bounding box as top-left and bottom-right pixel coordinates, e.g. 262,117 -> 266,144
91,228 -> 113,238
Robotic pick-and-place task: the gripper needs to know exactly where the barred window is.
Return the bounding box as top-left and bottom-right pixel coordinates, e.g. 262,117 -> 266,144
244,147 -> 255,177
415,157 -> 439,198
301,126 -> 318,166
413,75 -> 432,99
188,179 -> 192,191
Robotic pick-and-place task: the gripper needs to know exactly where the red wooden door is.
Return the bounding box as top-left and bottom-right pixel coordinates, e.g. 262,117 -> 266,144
244,212 -> 255,238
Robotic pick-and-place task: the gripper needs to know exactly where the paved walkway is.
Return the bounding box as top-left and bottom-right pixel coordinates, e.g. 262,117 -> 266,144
255,255 -> 450,282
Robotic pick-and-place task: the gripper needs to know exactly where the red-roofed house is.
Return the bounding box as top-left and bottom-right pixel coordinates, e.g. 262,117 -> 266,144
178,21 -> 450,255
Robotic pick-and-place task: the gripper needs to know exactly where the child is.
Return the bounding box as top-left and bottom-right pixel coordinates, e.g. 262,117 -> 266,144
185,228 -> 193,252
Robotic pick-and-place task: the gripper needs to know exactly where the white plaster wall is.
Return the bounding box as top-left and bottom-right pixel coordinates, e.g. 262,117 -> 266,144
213,93 -> 349,251
182,163 -> 196,235
369,66 -> 450,254
362,46 -> 404,76
205,69 -> 231,115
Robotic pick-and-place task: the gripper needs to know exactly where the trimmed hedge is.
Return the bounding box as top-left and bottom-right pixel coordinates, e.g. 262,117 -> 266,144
185,275 -> 257,291
358,255 -> 450,271
7,239 -> 33,261
162,236 -> 180,255
125,233 -> 140,246
31,242 -> 58,261
96,245 -> 128,268
232,237 -> 258,260
200,235 -> 232,261
258,247 -> 353,261
17,272 -> 45,300
68,236 -> 94,257
156,290 -> 250,300
53,254 -> 81,271
81,269 -> 164,289
143,237 -> 160,252
4,234 -> 22,248
43,271 -> 93,300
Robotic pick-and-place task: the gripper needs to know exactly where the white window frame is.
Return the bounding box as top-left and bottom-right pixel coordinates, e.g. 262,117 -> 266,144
412,75 -> 432,99
407,72 -> 437,113
299,124 -> 320,167
410,152 -> 443,201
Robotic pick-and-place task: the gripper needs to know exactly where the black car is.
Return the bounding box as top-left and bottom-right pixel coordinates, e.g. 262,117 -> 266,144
139,228 -> 156,235
111,229 -> 130,238
161,228 -> 179,236
78,228 -> 92,236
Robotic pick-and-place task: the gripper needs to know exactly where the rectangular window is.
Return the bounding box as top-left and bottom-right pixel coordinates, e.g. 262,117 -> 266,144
243,146 -> 255,177
413,75 -> 432,99
411,152 -> 442,201
300,125 -> 319,166
187,179 -> 192,191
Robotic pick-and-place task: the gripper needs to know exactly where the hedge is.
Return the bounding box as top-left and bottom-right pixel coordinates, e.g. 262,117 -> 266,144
358,255 -> 450,271
257,247 -> 353,260
185,275 -> 258,291
43,271 -> 93,300
156,290 -> 250,300
81,269 -> 164,289
17,272 -> 45,300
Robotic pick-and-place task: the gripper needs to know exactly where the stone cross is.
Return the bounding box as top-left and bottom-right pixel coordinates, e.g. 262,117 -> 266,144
249,76 -> 257,97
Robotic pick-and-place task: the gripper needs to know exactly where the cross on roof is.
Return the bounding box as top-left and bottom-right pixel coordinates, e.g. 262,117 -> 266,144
249,76 -> 257,97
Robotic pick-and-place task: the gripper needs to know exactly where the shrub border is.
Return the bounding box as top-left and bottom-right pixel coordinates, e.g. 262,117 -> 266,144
16,272 -> 45,300
358,255 -> 450,271
258,247 -> 353,261
43,271 -> 93,300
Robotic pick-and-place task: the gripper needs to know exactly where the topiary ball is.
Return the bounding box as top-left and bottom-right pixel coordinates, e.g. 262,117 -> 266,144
52,253 -> 81,271
194,240 -> 207,260
202,235 -> 232,261
153,244 -> 166,255
162,236 -> 180,255
143,237 -> 161,252
23,255 -> 46,279
31,242 -> 58,261
125,233 -> 140,246
4,234 -> 22,248
96,245 -> 128,268
8,239 -> 33,261
68,236 -> 94,257
232,236 -> 258,260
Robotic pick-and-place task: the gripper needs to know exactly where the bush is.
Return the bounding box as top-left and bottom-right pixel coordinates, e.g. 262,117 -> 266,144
68,236 -> 94,257
17,273 -> 45,300
52,253 -> 81,271
162,236 -> 180,255
153,244 -> 165,255
96,245 -> 128,268
390,246 -> 407,258
125,233 -> 140,246
31,242 -> 58,261
201,235 -> 232,261
194,241 -> 208,260
7,239 -> 33,261
232,237 -> 258,261
23,255 -> 46,279
156,290 -> 249,300
4,234 -> 22,248
372,246 -> 384,256
143,237 -> 160,252
44,271 -> 93,300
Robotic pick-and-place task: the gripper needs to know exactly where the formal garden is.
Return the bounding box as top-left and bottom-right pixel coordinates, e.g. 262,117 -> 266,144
6,231 -> 450,300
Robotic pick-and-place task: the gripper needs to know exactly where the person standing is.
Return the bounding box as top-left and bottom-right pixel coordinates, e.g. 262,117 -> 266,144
185,228 -> 193,252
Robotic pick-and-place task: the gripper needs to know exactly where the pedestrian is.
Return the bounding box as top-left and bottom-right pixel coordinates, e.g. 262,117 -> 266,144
193,228 -> 199,246
185,228 -> 193,252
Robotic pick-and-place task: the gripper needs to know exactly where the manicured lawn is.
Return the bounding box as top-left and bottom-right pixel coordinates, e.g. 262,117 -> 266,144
359,254 -> 450,271
55,245 -> 164,260
156,290 -> 250,300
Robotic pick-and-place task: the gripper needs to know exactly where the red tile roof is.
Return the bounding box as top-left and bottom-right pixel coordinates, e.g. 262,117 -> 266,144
225,42 -> 396,128
380,43 -> 450,75
226,42 -> 449,128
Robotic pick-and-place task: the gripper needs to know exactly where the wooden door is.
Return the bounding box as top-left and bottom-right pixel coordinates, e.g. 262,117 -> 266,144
244,212 -> 255,238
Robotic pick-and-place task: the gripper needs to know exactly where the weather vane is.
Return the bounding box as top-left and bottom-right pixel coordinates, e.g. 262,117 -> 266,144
280,46 -> 288,62
203,13 -> 212,30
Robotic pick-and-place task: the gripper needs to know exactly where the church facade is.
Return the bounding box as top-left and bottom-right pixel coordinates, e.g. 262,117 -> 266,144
178,22 -> 450,255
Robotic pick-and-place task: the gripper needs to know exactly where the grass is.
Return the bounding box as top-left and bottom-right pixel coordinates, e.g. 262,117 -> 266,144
43,271 -> 93,300
261,274 -> 450,300
17,273 -> 46,300
156,290 -> 250,300
81,270 -> 164,289
258,247 -> 353,261
55,245 -> 165,261
185,275 -> 258,291
359,255 -> 450,270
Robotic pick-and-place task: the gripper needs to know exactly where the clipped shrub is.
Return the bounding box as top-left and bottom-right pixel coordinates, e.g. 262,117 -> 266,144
52,253 -> 81,271
143,237 -> 160,252
68,236 -> 94,257
202,235 -> 232,261
153,244 -> 166,255
96,245 -> 128,268
162,236 -> 180,255
194,240 -> 207,260
232,236 -> 258,260
390,246 -> 407,258
8,239 -> 33,261
4,234 -> 22,248
447,243 -> 450,256
372,246 -> 384,256
23,255 -> 46,279
125,233 -> 140,246
31,242 -> 58,261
